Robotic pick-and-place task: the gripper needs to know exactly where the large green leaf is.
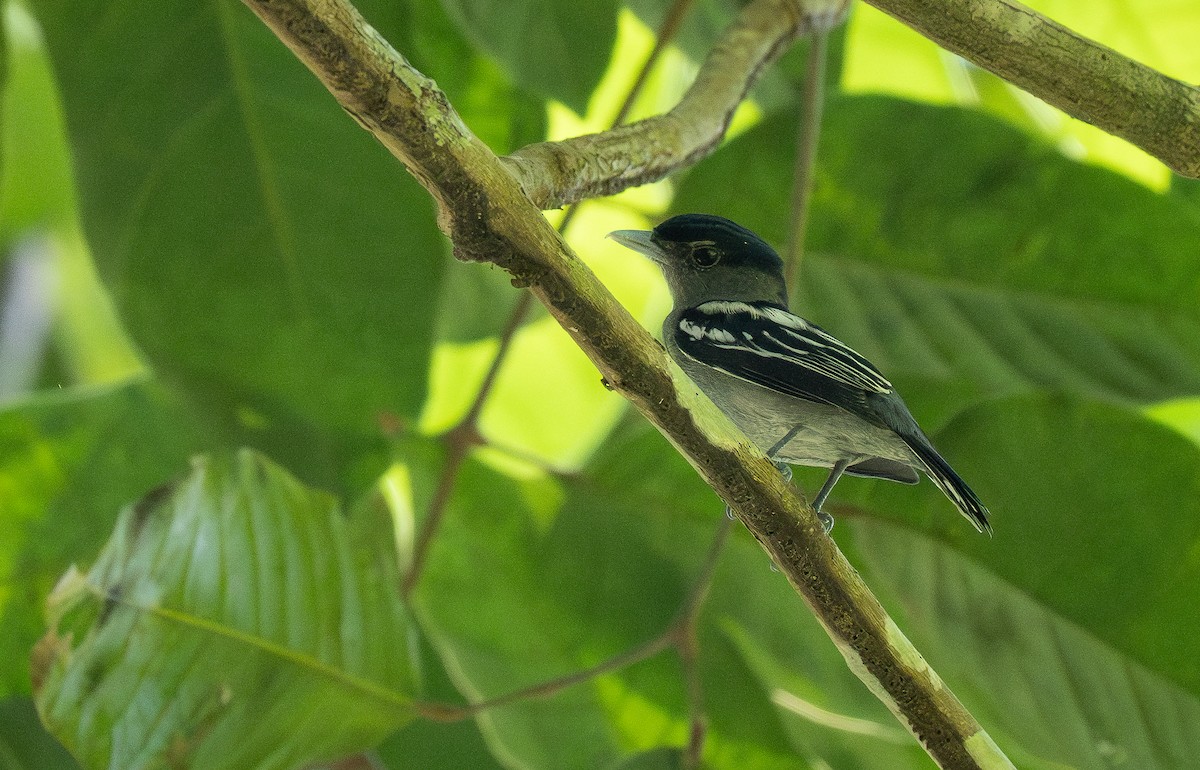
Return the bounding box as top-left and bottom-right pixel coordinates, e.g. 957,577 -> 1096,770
26,0 -> 444,435
854,395 -> 1200,697
672,96 -> 1200,406
0,381 -> 211,697
853,517 -> 1200,768
419,386 -> 1200,767
437,0 -> 618,114
34,449 -> 414,770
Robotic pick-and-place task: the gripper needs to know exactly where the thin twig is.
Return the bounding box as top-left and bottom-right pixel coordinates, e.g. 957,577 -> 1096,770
612,0 -> 697,128
675,515 -> 731,767
402,0 -> 695,596
415,515 -> 732,744
419,632 -> 675,722
783,30 -> 829,290
400,292 -> 529,597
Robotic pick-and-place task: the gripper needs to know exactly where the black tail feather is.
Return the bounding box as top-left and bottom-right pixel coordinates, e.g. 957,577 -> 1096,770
903,436 -> 991,535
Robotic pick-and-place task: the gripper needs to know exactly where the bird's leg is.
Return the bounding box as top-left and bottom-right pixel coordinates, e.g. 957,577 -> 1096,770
766,424 -> 805,459
809,459 -> 850,533
763,424 -> 835,534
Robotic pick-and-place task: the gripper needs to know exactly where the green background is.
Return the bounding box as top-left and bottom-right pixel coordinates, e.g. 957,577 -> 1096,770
3,0 -> 1199,767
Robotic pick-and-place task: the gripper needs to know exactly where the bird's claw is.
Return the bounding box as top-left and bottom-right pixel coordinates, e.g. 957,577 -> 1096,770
817,510 -> 834,534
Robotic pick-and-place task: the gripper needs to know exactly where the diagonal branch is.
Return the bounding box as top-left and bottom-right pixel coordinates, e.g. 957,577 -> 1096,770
239,0 -> 1013,766
865,0 -> 1200,178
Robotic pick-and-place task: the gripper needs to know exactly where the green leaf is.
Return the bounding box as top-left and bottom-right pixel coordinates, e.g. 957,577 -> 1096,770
26,0 -> 444,434
34,449 -> 415,770
407,425 -> 917,768
437,0 -> 618,114
852,517 -> 1200,768
672,96 -> 1200,406
857,395 -> 1200,697
0,697 -> 79,770
578,403 -> 1200,766
0,381 -> 212,697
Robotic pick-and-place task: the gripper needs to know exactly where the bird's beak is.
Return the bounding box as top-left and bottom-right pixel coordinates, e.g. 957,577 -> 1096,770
607,229 -> 667,264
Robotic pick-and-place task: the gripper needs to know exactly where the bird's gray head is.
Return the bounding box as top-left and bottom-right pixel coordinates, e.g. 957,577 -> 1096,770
609,214 -> 788,308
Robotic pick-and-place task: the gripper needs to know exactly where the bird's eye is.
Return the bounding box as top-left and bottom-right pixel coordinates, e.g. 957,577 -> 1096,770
692,245 -> 720,268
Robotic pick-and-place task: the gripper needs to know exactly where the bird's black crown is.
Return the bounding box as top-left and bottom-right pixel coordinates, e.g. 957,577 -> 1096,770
652,214 -> 784,274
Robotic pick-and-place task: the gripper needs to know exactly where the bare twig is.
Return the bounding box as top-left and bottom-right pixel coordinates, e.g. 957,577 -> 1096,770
400,293 -> 525,597
613,0 -> 697,128
865,0 -> 1200,178
401,0 -> 693,596
419,631 -> 676,722
783,29 -> 829,289
785,4 -> 847,287
240,0 -> 1012,765
675,515 -> 731,767
416,514 -> 732,767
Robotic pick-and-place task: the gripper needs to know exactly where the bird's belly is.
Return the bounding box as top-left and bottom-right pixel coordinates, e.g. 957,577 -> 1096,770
680,362 -> 916,469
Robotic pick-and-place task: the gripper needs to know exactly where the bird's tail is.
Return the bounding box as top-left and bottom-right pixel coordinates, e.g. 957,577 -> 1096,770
904,437 -> 992,535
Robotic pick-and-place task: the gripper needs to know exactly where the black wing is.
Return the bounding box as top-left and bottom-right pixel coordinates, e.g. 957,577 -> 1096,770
673,301 -> 892,427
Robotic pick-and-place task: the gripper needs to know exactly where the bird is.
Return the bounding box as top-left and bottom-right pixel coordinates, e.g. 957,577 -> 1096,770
609,213 -> 990,535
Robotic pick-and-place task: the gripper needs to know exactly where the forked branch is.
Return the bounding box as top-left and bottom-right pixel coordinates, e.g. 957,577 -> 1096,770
240,0 -> 1016,766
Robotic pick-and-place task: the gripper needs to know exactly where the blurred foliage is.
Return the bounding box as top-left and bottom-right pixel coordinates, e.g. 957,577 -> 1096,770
2,0 -> 1199,767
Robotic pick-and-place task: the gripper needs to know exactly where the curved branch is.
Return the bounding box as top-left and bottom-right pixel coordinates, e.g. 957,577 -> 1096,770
240,0 -> 1012,766
866,0 -> 1200,178
499,0 -> 814,209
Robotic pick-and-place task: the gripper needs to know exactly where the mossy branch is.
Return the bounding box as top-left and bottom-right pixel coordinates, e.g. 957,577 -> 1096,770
865,0 -> 1200,178
240,0 -> 1016,766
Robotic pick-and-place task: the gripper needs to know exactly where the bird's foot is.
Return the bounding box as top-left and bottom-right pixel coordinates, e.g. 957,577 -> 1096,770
772,460 -> 833,533
725,504 -> 736,521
